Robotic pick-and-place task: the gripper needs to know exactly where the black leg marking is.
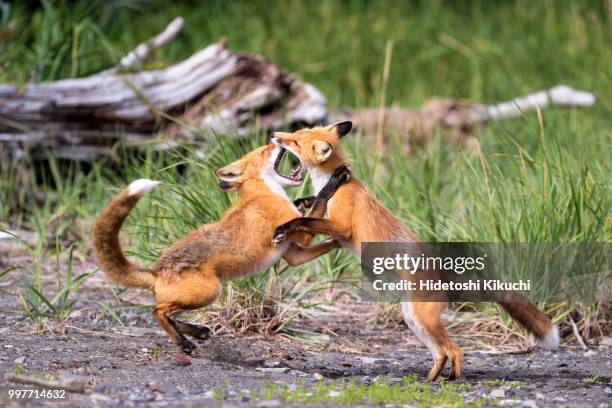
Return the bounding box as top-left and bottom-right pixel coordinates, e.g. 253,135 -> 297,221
309,164 -> 351,217
175,320 -> 211,340
168,318 -> 196,353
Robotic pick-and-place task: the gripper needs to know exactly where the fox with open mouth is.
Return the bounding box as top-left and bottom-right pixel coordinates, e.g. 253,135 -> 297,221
92,143 -> 349,353
271,121 -> 559,381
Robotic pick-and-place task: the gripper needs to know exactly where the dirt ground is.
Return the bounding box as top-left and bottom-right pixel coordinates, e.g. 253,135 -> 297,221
1,259 -> 611,407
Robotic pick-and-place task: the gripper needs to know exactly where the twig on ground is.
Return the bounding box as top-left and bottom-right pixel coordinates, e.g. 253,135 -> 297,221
6,374 -> 88,393
568,315 -> 588,349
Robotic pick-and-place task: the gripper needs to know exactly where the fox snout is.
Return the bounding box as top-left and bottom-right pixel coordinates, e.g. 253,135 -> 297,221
218,180 -> 232,190
270,135 -> 281,146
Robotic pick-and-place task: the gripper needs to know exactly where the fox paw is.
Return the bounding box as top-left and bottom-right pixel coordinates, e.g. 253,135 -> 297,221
272,226 -> 288,245
179,339 -> 196,355
332,164 -> 352,183
293,196 -> 315,214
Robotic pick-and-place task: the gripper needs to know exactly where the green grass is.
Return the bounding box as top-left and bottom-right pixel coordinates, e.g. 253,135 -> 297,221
255,376 -> 479,406
0,1 -> 610,340
482,379 -> 523,389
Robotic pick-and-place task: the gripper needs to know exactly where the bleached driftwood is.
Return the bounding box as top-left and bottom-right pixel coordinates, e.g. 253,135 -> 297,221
335,85 -> 596,148
0,18 -> 326,161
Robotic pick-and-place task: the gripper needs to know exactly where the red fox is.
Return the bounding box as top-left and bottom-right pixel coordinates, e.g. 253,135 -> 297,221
92,144 -> 346,353
271,122 -> 559,381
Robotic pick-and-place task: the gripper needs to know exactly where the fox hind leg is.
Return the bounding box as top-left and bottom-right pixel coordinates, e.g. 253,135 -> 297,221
401,301 -> 462,381
153,303 -> 196,354
154,270 -> 220,353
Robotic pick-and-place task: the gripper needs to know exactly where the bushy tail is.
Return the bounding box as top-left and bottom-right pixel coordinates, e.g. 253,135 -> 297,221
92,179 -> 161,289
498,301 -> 559,350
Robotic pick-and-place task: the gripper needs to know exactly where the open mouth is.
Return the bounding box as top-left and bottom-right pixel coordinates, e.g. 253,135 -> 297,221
274,148 -> 305,183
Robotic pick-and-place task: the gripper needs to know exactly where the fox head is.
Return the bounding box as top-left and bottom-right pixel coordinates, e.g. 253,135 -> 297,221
270,121 -> 352,173
215,144 -> 305,193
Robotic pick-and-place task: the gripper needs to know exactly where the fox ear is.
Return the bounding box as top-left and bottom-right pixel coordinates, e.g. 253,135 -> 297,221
327,121 -> 353,138
312,140 -> 333,163
215,161 -> 245,191
215,161 -> 244,181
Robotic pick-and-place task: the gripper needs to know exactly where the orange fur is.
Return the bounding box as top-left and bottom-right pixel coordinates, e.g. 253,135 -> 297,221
93,144 -> 338,353
272,123 -> 558,381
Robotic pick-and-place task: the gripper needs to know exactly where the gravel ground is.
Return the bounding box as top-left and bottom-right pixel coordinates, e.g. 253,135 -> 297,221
0,255 -> 610,407
1,308 -> 611,407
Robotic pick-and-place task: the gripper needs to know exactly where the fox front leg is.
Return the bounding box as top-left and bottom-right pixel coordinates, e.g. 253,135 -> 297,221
275,165 -> 351,245
273,218 -> 349,245
308,164 -> 351,218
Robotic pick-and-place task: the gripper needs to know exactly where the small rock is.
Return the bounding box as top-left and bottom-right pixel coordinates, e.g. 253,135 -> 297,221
202,390 -> 215,398
522,399 -> 537,408
13,356 -> 25,364
174,354 -> 191,366
68,310 -> 82,319
3,344 -> 14,349
490,388 -> 506,398
255,367 -> 289,373
141,348 -> 149,353
604,387 -> 612,395
360,356 -> 384,364
535,392 -> 545,399
257,400 -> 281,408
312,373 -> 324,381
328,390 -> 342,398
583,350 -> 596,357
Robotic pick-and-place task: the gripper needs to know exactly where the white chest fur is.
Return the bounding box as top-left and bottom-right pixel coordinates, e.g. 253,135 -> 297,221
309,167 -> 331,195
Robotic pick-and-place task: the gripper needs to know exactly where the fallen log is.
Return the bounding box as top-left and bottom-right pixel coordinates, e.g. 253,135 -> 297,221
334,85 -> 596,151
0,16 -> 596,161
0,19 -> 326,161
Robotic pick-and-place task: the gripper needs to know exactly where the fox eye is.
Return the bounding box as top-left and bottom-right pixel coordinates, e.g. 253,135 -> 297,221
293,141 -> 299,147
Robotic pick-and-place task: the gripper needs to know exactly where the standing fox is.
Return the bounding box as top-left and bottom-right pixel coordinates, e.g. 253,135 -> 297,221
271,122 -> 559,381
92,144 -> 347,353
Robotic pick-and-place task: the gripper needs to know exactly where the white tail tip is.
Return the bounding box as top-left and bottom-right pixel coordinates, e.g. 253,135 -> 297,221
538,325 -> 560,350
127,179 -> 162,196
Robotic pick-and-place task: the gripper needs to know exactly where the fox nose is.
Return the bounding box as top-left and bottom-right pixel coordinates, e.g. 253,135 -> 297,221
218,180 -> 232,190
